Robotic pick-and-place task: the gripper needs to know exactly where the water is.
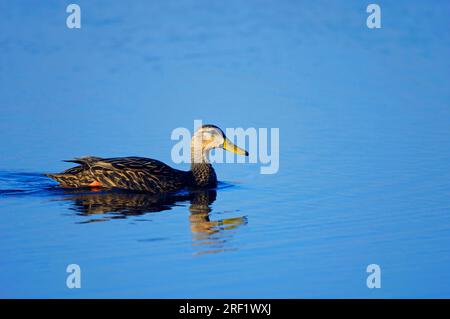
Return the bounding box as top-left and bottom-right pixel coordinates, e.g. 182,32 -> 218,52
1,0 -> 450,298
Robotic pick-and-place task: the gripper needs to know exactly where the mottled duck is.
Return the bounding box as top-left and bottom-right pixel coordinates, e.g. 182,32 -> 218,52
46,125 -> 248,193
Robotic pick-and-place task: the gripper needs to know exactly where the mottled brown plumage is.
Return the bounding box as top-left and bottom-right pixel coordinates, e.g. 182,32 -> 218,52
46,125 -> 248,193
47,156 -> 193,193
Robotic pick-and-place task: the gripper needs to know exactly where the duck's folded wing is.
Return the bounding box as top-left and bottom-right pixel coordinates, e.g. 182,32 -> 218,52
46,157 -> 103,187
89,157 -> 189,193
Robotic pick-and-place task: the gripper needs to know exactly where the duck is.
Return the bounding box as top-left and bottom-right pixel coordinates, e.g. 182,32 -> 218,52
46,125 -> 248,193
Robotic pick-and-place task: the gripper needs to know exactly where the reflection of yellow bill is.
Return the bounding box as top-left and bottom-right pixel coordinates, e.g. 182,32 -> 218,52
223,139 -> 249,156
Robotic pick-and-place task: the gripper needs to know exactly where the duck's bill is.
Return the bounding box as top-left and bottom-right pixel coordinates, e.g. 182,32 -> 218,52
223,139 -> 249,156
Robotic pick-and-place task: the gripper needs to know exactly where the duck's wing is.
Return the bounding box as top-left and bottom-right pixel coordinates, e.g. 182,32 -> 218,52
91,157 -> 190,193
46,157 -> 103,188
48,156 -> 189,193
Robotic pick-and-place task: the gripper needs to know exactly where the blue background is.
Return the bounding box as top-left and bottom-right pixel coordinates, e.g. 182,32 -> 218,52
1,0 -> 450,297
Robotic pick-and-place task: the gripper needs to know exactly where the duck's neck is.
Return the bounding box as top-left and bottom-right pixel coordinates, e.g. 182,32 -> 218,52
190,142 -> 217,188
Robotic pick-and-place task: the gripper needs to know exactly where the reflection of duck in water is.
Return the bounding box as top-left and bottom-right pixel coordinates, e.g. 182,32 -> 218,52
46,125 -> 248,193
188,190 -> 247,255
65,189 -> 194,217
60,188 -> 247,254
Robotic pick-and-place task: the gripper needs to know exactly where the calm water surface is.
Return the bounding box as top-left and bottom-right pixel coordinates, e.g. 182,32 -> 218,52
1,1 -> 450,297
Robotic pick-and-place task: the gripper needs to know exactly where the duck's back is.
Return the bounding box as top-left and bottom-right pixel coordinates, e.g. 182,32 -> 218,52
47,156 -> 191,193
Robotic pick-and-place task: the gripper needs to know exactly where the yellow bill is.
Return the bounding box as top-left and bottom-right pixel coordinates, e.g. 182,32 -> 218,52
223,139 -> 249,156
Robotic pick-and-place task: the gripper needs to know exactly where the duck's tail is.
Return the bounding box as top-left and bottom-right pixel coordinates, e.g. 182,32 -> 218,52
46,173 -> 81,188
62,156 -> 102,166
46,156 -> 103,188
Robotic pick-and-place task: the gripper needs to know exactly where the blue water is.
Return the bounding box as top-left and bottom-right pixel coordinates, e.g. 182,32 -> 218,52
1,0 -> 450,298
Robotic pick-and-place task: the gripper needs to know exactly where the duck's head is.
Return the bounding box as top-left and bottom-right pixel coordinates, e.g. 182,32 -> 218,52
191,125 -> 248,163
